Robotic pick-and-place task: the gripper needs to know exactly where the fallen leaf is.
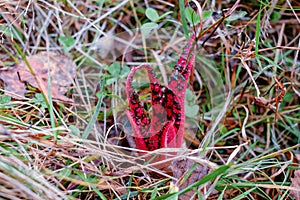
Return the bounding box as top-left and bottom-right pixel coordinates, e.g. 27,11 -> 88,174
92,30 -> 135,62
170,157 -> 209,200
0,52 -> 76,102
0,66 -> 26,98
0,124 -> 9,135
291,170 -> 300,200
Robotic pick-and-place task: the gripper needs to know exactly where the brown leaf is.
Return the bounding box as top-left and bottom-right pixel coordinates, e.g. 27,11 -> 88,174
0,52 -> 76,102
0,66 -> 26,98
170,157 -> 209,200
291,170 -> 300,200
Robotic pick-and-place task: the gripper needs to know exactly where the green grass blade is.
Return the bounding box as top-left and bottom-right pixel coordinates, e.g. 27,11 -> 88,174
47,70 -> 58,141
82,78 -> 105,139
155,164 -> 231,200
179,0 -> 189,39
231,187 -> 257,200
255,3 -> 262,56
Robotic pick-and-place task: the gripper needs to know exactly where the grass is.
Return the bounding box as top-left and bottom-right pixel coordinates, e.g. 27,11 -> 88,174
0,0 -> 300,199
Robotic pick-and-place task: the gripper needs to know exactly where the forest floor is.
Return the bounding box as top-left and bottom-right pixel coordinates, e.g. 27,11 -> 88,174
0,0 -> 300,199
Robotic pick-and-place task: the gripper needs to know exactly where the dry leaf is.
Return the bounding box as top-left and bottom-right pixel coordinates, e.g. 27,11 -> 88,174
291,170 -> 300,200
0,124 -> 9,135
0,66 -> 26,98
0,52 -> 76,102
93,30 -> 134,62
170,157 -> 209,200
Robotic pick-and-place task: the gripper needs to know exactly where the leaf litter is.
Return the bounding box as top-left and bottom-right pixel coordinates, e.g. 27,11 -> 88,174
0,52 -> 76,102
291,170 -> 300,200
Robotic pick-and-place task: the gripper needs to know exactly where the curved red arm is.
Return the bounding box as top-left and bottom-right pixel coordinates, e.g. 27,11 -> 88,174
126,34 -> 196,151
